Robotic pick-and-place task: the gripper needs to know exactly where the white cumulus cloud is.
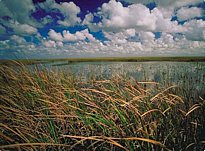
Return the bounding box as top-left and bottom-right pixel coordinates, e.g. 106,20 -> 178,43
84,0 -> 157,32
0,0 -> 205,58
177,7 -> 203,21
48,29 -> 63,42
120,0 -> 203,7
55,2 -> 81,26
10,35 -> 26,44
42,40 -> 63,48
40,0 -> 81,27
151,8 -> 184,33
183,19 -> 205,41
13,23 -> 38,35
84,0 -> 184,33
48,29 -> 96,42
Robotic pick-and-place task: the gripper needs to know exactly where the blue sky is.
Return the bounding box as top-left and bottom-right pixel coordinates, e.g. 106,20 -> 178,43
0,0 -> 205,59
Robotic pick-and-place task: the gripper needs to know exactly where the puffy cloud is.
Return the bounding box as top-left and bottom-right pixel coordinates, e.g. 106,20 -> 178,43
42,40 -> 63,48
40,0 -> 81,27
101,27 -> 205,56
0,0 -> 35,24
0,0 -> 81,39
156,7 -> 174,18
104,29 -> 136,45
56,41 -> 64,47
0,0 -> 40,39
104,32 -> 127,44
139,32 -> 155,43
12,24 -> 38,35
126,29 -> 136,37
1,0 -> 205,58
0,21 -> 39,37
48,29 -> 96,42
172,0 -> 203,8
69,33 -> 205,56
10,35 -> 26,44
1,31 -> 205,58
62,30 -> 78,41
48,29 -> 63,42
54,2 -> 81,26
183,19 -> 205,41
151,8 -> 184,33
177,7 -> 203,21
156,33 -> 175,47
120,0 -> 202,7
63,30 -> 87,41
43,40 -> 56,48
81,29 -> 96,42
84,0 -> 157,32
84,0 -> 184,33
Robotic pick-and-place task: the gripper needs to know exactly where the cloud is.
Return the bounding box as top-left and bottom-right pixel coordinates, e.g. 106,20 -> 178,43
183,19 -> 205,41
151,8 -> 184,33
0,0 -> 36,24
42,40 -> 63,48
1,31 -> 205,59
0,0 -> 80,38
0,21 -> 39,37
120,0 -> 202,7
48,29 -> 96,42
0,40 -> 9,50
172,0 -> 203,8
84,0 -> 185,33
0,0 -> 40,38
139,32 -> 155,43
40,0 -> 81,27
0,1 -> 12,17
0,0 -> 205,59
12,23 -> 38,35
10,35 -> 26,44
48,29 -> 63,42
55,2 -> 81,26
103,29 -> 136,45
176,7 -> 203,21
101,27 -> 205,56
84,0 -> 157,32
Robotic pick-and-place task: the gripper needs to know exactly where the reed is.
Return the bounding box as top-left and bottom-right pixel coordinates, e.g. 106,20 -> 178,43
0,64 -> 204,150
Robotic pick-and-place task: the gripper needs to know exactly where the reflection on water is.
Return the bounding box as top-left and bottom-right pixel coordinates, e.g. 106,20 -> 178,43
37,61 -> 205,99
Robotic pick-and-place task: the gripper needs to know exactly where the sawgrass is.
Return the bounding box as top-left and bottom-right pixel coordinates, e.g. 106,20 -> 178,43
0,63 -> 205,150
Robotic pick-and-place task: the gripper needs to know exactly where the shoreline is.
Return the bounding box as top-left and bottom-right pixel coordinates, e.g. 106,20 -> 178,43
1,56 -> 205,65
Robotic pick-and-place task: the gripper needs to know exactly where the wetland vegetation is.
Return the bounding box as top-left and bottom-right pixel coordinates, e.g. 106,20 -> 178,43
0,58 -> 205,150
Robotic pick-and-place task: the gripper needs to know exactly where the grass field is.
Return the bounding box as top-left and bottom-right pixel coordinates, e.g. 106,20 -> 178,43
0,62 -> 205,150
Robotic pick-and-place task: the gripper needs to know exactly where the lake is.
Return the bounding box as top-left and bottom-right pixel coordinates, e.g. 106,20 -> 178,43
35,61 -> 205,100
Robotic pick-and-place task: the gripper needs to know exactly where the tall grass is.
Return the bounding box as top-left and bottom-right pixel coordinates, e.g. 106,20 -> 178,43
0,63 -> 204,150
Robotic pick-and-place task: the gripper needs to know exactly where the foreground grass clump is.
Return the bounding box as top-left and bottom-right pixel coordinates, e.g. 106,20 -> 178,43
0,64 -> 205,151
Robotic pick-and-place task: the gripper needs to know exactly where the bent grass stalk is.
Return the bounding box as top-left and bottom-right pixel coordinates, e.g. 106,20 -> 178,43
0,64 -> 204,150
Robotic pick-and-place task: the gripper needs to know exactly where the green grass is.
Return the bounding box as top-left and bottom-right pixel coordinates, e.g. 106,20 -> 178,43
0,63 -> 205,150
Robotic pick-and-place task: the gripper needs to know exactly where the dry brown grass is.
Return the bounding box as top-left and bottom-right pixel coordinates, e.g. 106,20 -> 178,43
0,64 -> 204,150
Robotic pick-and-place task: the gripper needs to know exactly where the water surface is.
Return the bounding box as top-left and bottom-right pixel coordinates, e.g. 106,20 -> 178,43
37,61 -> 205,99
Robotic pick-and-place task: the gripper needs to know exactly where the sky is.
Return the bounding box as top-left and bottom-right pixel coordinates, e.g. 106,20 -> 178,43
0,0 -> 205,59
